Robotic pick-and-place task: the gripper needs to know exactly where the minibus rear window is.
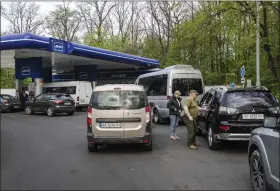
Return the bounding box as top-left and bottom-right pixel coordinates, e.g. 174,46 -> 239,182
172,78 -> 203,96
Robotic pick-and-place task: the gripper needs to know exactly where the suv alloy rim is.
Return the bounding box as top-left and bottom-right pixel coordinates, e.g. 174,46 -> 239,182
208,127 -> 213,146
251,155 -> 264,189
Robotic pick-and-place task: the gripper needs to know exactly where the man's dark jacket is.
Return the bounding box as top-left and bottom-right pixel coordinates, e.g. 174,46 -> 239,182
167,95 -> 182,116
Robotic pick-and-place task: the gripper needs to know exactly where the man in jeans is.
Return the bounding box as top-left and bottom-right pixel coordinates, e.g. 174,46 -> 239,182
183,90 -> 206,149
167,90 -> 182,140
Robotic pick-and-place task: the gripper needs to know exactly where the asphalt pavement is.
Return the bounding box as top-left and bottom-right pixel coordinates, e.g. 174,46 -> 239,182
1,112 -> 252,190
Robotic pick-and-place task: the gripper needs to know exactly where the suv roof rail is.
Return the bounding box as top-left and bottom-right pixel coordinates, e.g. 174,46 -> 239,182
246,86 -> 268,90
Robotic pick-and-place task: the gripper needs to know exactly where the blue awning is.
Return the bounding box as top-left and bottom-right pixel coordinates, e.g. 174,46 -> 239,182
0,33 -> 160,68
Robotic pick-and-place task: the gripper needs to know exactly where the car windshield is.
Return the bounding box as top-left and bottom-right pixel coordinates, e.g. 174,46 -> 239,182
221,91 -> 278,109
172,78 -> 203,96
91,90 -> 147,110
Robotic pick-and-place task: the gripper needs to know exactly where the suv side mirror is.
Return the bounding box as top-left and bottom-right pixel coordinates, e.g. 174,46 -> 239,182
264,117 -> 278,128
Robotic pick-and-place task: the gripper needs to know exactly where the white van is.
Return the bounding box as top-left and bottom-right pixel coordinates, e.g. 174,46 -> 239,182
135,64 -> 204,123
43,81 -> 92,110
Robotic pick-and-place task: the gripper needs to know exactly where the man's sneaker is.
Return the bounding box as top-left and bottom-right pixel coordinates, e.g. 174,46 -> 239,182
170,135 -> 176,140
174,135 -> 179,139
188,145 -> 197,150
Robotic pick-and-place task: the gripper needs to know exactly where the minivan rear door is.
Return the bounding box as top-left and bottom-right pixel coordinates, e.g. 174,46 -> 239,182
122,89 -> 147,138
91,86 -> 125,138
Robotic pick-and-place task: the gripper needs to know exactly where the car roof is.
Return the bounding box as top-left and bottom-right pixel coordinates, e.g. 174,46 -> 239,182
94,84 -> 145,91
225,86 -> 271,93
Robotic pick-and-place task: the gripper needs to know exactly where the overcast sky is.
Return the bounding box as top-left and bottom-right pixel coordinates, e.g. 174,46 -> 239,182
1,2 -> 63,34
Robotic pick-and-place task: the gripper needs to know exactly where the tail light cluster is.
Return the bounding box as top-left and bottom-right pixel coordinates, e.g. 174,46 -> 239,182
145,106 -> 151,123
77,96 -> 80,102
4,100 -> 9,104
219,125 -> 230,131
87,106 -> 92,126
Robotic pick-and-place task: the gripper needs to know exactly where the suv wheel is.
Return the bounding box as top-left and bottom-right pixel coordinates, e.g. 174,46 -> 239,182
153,109 -> 160,124
47,107 -> 54,117
88,144 -> 97,152
250,150 -> 268,191
207,124 -> 221,150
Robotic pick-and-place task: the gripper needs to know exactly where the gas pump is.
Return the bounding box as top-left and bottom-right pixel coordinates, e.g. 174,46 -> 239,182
28,82 -> 35,100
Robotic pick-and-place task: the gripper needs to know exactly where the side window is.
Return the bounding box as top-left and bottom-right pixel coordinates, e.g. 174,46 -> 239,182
35,94 -> 44,101
204,92 -> 214,105
139,74 -> 168,96
200,92 -> 209,105
43,94 -> 51,101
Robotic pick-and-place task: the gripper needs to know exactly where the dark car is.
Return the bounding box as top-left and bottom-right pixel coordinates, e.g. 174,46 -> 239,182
248,116 -> 279,191
197,86 -> 280,150
25,93 -> 75,117
0,94 -> 22,112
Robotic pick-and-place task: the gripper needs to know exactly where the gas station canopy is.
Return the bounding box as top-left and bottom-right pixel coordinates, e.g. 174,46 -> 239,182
0,33 -> 160,71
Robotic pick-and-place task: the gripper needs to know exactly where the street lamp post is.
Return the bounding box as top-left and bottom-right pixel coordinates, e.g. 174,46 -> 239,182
256,1 -> 261,86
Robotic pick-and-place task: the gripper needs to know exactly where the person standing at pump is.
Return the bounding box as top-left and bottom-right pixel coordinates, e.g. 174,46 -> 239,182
183,90 -> 206,149
167,90 -> 183,140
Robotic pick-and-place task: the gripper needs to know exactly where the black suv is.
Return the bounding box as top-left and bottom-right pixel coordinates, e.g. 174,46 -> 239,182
25,93 -> 76,117
197,87 -> 280,150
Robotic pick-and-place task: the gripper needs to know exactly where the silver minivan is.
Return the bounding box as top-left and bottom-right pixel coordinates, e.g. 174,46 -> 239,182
87,84 -> 152,152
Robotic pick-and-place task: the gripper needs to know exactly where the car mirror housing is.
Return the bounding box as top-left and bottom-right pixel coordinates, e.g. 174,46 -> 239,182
263,117 -> 278,128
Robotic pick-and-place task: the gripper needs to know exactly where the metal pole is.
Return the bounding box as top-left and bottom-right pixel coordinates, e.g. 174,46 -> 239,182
256,1 -> 261,86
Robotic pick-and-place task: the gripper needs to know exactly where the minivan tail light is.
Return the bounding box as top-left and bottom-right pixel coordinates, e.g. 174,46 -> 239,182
167,96 -> 171,100
87,106 -> 92,125
145,106 -> 151,123
4,100 -> 9,104
77,96 -> 79,102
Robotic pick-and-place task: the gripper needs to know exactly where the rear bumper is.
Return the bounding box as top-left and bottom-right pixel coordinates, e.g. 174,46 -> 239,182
87,132 -> 152,144
1,104 -> 22,111
215,133 -> 251,141
54,106 -> 75,113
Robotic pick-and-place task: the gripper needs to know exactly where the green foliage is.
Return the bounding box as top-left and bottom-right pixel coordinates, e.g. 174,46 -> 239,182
0,68 -> 15,88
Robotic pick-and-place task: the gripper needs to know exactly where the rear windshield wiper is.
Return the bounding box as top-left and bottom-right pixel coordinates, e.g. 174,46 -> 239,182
100,105 -> 123,109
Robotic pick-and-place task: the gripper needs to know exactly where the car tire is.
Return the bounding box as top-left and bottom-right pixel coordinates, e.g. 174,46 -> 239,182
25,106 -> 32,115
88,144 -> 98,152
67,111 -> 74,116
207,123 -> 221,150
144,140 -> 153,151
47,107 -> 55,117
153,109 -> 161,124
0,106 -> 2,113
250,149 -> 269,191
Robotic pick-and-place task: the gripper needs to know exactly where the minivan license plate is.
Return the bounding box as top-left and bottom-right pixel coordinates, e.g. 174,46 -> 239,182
64,102 -> 71,105
100,123 -> 122,128
242,114 -> 264,120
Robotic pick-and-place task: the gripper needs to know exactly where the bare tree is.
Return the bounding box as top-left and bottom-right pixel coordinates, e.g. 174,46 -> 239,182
44,1 -> 81,42
77,1 -> 116,44
1,1 -> 43,34
142,1 -> 191,65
